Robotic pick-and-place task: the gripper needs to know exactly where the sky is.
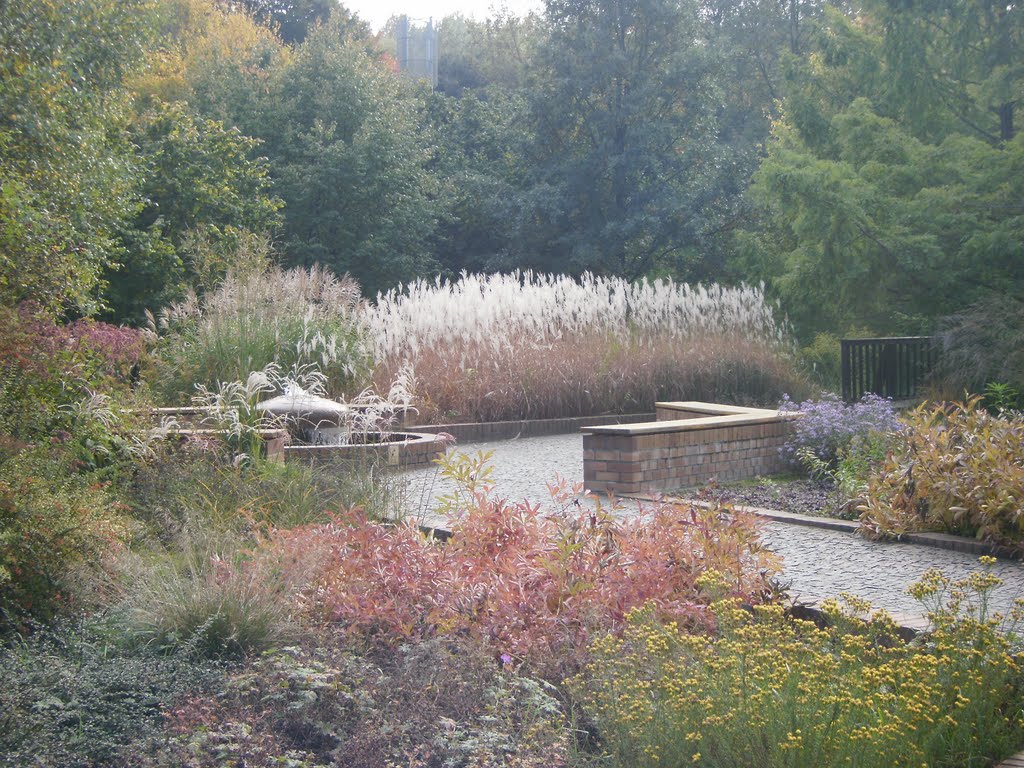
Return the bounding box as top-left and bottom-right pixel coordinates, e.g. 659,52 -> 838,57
344,0 -> 544,31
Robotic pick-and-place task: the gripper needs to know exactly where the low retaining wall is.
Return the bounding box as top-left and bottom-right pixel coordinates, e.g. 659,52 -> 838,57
411,413 -> 655,443
582,402 -> 797,495
163,428 -> 290,462
284,431 -> 449,468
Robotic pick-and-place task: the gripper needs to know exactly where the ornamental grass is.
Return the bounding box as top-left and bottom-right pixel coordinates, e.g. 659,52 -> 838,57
152,265 -> 372,404
365,272 -> 808,423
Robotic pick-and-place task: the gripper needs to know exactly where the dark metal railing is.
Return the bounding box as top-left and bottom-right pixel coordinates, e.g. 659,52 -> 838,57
841,337 -> 937,402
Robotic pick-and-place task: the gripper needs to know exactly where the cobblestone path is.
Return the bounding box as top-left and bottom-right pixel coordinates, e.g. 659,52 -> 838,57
396,433 -> 1024,619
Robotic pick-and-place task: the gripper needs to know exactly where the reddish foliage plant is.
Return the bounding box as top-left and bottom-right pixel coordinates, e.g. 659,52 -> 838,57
0,302 -> 145,384
261,494 -> 779,678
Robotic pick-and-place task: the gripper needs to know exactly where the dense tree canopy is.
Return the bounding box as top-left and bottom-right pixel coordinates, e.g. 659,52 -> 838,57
743,3 -> 1024,337
0,0 -> 152,314
232,0 -> 342,43
509,0 -> 734,278
105,101 -> 283,322
0,0 -> 1019,357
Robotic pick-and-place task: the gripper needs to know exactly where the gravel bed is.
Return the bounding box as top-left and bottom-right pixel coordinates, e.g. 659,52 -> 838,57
692,478 -> 848,518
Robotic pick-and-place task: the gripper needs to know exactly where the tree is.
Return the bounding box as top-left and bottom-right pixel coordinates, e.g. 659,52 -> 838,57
741,4 -> 1024,337
0,0 -> 153,314
513,0 -> 740,280
105,101 -> 283,322
244,17 -> 444,295
874,0 -> 1022,145
435,12 -> 545,96
423,88 -> 535,275
228,0 -> 351,44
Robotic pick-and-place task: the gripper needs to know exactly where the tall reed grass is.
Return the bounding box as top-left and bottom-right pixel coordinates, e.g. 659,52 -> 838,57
152,265 -> 372,404
365,272 -> 808,423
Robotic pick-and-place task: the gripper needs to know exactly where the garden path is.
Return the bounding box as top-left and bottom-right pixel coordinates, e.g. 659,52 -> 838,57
396,432 -> 1024,620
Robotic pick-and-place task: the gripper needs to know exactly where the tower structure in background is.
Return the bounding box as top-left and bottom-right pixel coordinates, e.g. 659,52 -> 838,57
395,15 -> 438,88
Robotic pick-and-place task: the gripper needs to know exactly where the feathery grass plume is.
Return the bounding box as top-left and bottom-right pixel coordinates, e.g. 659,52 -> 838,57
153,265 -> 372,403
366,272 -> 806,423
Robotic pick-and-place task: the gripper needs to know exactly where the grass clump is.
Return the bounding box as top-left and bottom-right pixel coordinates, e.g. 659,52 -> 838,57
152,264 -> 372,404
367,272 -> 809,423
118,443 -> 400,659
576,562 -> 1024,768
123,547 -> 290,660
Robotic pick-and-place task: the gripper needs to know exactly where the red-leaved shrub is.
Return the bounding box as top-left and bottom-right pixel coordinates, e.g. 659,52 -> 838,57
261,492 -> 779,678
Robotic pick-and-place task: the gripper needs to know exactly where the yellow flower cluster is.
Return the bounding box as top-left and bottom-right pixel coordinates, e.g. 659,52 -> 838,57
576,564 -> 1024,768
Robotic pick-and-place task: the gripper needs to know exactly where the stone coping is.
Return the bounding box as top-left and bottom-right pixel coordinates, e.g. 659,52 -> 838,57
581,401 -> 797,436
583,411 -> 789,435
284,430 -> 442,450
163,427 -> 289,440
656,401 -> 783,418
649,495 -> 1021,560
284,430 -> 449,469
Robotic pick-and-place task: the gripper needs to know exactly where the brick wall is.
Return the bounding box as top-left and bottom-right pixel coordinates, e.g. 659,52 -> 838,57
583,403 -> 796,495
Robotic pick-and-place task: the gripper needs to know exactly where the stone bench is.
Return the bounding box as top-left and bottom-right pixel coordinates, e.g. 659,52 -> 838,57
581,401 -> 799,495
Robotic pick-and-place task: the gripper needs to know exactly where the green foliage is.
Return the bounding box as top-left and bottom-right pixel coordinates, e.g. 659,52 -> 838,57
0,449 -> 131,627
798,430 -> 893,516
236,0 -> 358,45
577,564 -> 1024,768
435,12 -> 544,96
860,398 -> 1024,549
984,382 -> 1024,416
151,264 -> 371,403
126,438 -> 398,554
0,0 -> 154,314
0,617 -> 222,768
106,100 -> 283,323
797,332 -> 842,390
0,305 -> 152,625
933,293 -> 1024,398
740,0 -> 1024,339
514,0 -> 739,280
424,88 -> 535,275
197,14 -> 444,297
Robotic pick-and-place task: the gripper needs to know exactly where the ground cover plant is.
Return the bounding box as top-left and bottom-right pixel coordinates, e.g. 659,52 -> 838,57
0,616 -> 224,768
859,398 -> 1024,550
126,638 -> 570,768
366,272 -> 809,423
576,561 -> 1024,768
